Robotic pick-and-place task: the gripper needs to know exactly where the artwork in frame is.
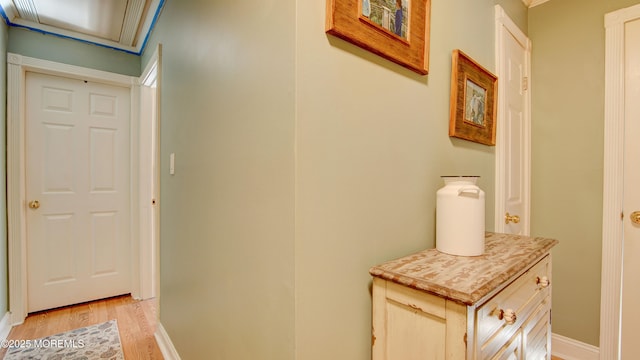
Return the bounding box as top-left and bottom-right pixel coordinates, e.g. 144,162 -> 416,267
325,0 -> 431,75
449,49 -> 498,146
361,0 -> 409,40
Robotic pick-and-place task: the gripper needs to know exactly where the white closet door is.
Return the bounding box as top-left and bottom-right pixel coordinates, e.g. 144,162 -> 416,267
26,72 -> 131,312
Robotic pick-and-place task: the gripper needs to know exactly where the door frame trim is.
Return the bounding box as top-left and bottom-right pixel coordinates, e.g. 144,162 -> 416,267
601,4 -> 640,358
7,53 -> 139,324
137,45 -> 161,300
494,5 -> 532,234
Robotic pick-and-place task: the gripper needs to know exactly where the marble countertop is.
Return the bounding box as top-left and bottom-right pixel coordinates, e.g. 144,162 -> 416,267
369,232 -> 558,305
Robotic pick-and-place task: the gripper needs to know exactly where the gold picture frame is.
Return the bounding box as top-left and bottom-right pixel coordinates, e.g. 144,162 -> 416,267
325,0 -> 431,75
449,49 -> 498,146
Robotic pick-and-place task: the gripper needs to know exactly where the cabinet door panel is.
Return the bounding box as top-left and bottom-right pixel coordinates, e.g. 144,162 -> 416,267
490,331 -> 522,360
522,300 -> 551,360
386,300 -> 446,359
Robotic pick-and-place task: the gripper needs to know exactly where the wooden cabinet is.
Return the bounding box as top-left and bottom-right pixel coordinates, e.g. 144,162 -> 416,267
370,233 -> 557,360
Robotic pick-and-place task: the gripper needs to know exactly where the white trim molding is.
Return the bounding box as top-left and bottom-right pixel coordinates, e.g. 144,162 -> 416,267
601,4 -> 640,359
0,312 -> 12,341
7,53 -> 26,326
155,323 -> 182,360
6,53 -> 138,324
552,333 -> 600,360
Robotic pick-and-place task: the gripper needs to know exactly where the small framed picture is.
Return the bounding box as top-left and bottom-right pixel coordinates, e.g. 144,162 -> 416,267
449,50 -> 498,146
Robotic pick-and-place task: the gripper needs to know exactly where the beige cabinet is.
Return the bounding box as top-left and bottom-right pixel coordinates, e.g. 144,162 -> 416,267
370,233 -> 557,360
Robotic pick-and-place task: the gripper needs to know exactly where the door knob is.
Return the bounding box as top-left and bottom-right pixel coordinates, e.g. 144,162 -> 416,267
505,212 -> 520,224
28,200 -> 40,209
631,211 -> 640,225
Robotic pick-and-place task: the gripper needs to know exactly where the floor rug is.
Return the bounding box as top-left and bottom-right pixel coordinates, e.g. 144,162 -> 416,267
4,319 -> 124,360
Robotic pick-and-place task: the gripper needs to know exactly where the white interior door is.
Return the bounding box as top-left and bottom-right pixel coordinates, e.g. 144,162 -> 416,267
495,6 -> 531,235
139,58 -> 159,300
621,17 -> 640,359
26,71 -> 131,312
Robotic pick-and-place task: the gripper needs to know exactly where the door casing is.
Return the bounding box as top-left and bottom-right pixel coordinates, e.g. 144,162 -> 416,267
138,45 -> 161,300
7,53 -> 156,324
601,4 -> 640,358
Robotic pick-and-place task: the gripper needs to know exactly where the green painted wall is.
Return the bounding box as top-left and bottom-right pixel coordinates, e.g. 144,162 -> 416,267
142,0 -> 526,358
497,0 -> 528,31
7,27 -> 140,76
142,0 -> 296,359
529,0 -> 640,347
294,0 -> 520,358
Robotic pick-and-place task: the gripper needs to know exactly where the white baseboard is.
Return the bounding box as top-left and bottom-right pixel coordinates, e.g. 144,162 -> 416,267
0,312 -> 11,340
552,333 -> 599,360
155,322 -> 182,360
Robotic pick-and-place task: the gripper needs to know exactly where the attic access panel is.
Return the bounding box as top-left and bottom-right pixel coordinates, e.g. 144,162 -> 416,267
32,0 -> 128,42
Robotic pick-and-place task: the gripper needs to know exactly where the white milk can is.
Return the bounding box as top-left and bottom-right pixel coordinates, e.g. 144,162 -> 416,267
436,176 -> 485,256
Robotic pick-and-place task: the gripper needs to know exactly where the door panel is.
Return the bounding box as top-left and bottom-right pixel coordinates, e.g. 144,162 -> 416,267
43,214 -> 76,283
90,128 -> 117,191
91,211 -> 118,275
496,7 -> 531,236
503,28 -> 527,235
621,17 -> 640,360
43,124 -> 75,192
26,72 -> 131,312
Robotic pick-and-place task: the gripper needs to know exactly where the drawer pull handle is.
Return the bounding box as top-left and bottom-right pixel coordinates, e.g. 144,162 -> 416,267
536,276 -> 550,288
498,308 -> 517,325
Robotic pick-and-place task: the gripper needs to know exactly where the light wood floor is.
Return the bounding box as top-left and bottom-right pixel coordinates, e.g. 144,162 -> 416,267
0,297 -> 564,360
0,295 -> 163,359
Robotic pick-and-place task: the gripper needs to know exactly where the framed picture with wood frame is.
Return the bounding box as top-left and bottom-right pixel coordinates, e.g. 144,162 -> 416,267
449,49 -> 498,146
325,0 -> 431,75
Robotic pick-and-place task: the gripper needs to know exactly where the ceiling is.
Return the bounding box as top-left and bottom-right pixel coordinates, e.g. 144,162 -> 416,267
0,0 -> 164,55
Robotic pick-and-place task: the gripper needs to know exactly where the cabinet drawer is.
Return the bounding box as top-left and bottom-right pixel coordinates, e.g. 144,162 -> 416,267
475,255 -> 551,358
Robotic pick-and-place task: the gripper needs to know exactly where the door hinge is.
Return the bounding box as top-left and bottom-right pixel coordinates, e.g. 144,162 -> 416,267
523,77 -> 529,91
